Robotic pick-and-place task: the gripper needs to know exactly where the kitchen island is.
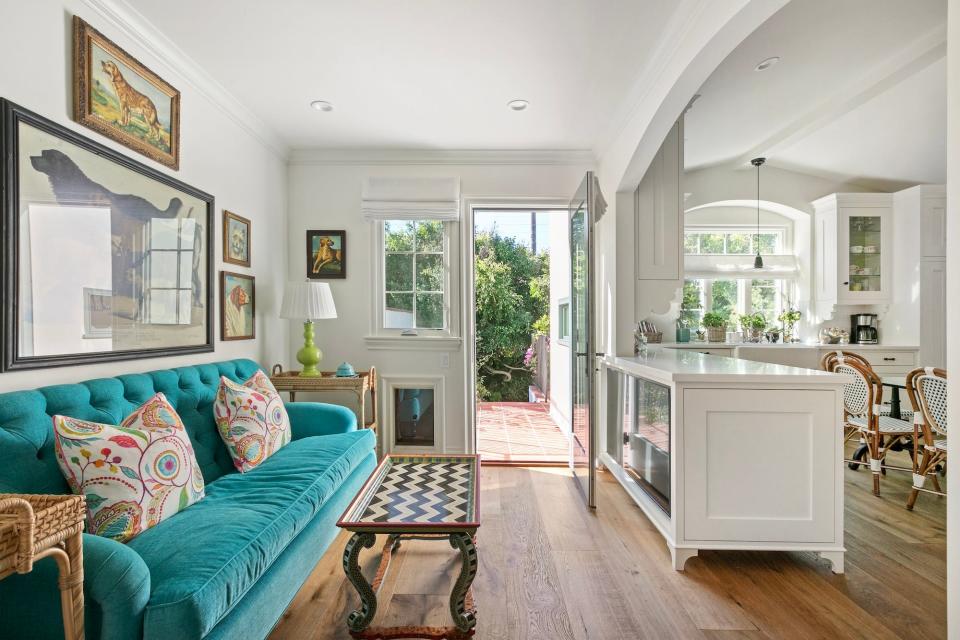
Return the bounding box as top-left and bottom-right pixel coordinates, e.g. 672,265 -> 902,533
602,346 -> 851,573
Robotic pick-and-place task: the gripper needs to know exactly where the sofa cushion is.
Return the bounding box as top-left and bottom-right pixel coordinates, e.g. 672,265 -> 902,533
53,392 -> 206,542
128,428 -> 375,640
213,371 -> 291,472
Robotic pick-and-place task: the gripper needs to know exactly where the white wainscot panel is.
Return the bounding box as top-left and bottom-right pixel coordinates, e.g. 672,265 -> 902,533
683,389 -> 836,543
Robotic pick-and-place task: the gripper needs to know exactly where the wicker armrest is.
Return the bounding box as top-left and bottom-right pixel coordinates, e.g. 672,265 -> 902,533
0,493 -> 85,575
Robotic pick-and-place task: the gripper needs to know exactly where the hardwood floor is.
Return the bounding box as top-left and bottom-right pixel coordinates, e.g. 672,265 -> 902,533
270,448 -> 946,640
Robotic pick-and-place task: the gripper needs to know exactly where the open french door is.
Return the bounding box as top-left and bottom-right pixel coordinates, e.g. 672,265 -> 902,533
569,171 -> 604,508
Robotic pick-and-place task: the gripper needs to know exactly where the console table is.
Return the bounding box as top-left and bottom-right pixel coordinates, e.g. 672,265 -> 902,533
270,365 -> 377,431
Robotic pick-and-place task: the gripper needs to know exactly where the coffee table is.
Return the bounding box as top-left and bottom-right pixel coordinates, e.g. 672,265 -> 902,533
337,454 -> 481,639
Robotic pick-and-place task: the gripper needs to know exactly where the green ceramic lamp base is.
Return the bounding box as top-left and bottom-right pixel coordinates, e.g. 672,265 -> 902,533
296,320 -> 323,377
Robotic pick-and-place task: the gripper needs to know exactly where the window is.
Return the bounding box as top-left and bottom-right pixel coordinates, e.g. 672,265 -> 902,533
144,217 -> 195,325
381,220 -> 449,332
681,226 -> 792,327
558,298 -> 571,343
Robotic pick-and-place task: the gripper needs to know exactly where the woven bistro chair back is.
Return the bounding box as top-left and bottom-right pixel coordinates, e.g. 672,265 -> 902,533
820,349 -> 871,373
907,367 -> 948,437
829,359 -> 879,420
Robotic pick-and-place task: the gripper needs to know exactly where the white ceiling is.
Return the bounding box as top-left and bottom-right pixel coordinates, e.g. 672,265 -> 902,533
124,0 -> 679,151
684,0 -> 947,188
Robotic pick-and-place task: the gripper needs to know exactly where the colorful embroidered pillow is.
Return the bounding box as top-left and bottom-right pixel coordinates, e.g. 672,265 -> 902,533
213,370 -> 291,472
53,393 -> 205,542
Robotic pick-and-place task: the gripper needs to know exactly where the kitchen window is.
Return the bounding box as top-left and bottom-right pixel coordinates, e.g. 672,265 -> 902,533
681,226 -> 794,327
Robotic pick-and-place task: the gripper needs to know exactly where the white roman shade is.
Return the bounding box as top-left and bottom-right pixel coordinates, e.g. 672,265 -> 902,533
684,254 -> 799,279
361,177 -> 461,221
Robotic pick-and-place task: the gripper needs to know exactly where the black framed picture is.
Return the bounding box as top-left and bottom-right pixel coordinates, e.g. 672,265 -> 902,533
306,229 -> 346,279
0,99 -> 214,371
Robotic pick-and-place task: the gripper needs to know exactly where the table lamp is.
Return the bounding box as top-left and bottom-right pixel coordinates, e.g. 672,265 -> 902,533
279,281 -> 337,377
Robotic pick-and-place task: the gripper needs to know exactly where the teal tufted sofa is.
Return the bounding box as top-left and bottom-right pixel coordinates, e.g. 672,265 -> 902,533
0,359 -> 377,640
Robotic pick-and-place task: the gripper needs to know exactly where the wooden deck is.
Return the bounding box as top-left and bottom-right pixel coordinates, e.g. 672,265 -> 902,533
476,402 -> 568,463
269,444 -> 946,640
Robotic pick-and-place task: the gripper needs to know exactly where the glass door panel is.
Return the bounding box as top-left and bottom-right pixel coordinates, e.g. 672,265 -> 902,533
848,215 -> 882,293
570,172 -> 596,507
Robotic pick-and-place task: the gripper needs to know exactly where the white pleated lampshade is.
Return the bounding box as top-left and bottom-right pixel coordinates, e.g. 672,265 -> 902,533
279,281 -> 338,320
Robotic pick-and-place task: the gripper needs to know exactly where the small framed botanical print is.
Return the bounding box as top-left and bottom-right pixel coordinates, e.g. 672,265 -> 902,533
306,230 -> 346,279
72,16 -> 181,169
223,210 -> 251,267
220,271 -> 255,340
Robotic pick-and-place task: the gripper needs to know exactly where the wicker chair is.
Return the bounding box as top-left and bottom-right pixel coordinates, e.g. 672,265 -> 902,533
826,357 -> 914,496
820,350 -> 913,422
905,367 -> 947,510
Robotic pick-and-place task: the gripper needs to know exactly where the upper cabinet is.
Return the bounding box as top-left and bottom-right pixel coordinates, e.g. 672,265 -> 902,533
918,188 -> 947,257
813,193 -> 893,308
635,118 -> 683,281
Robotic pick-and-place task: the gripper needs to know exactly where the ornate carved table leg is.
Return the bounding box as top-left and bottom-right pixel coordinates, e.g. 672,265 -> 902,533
448,532 -> 478,633
343,532 -> 377,632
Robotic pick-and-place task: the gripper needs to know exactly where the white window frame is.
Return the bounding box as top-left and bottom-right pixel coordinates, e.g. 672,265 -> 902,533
684,277 -> 792,324
684,225 -> 790,256
367,219 -> 461,349
557,297 -> 571,345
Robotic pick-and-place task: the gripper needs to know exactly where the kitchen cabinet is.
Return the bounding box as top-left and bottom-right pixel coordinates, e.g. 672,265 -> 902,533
635,118 -> 683,280
813,194 -> 893,309
920,259 -> 947,368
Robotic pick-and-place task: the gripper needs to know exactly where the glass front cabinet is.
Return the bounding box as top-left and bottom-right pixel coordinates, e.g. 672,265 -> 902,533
606,368 -> 672,515
813,193 -> 892,307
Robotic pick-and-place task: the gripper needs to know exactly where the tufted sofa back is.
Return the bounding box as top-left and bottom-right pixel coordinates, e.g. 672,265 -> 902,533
0,359 -> 263,494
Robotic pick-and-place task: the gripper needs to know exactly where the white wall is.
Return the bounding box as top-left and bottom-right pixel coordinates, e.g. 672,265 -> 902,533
945,2 -> 958,637
286,156 -> 591,453
547,213 -> 571,432
0,1 -> 288,393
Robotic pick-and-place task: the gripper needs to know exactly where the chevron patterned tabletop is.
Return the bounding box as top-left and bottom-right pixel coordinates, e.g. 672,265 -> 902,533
338,455 -> 480,532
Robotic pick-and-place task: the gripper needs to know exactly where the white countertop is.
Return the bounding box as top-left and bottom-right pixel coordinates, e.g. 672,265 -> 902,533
606,346 -> 853,385
660,342 -> 919,351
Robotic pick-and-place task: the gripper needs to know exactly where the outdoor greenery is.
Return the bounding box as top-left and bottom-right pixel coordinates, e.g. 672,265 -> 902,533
384,220 -> 445,329
474,231 -> 549,401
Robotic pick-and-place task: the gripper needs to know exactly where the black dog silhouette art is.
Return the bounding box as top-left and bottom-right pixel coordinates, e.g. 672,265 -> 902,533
29,148 -> 201,320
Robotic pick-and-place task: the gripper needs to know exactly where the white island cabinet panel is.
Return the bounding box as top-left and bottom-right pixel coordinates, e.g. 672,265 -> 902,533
683,389 -> 836,543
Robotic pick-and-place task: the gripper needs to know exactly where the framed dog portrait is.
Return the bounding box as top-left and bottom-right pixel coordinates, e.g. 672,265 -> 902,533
306,230 -> 346,279
220,272 -> 255,341
73,16 -> 181,169
223,210 -> 251,267
0,99 -> 213,371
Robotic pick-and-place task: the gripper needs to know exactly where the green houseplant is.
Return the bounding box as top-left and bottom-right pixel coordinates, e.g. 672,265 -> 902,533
778,307 -> 802,343
702,311 -> 727,343
740,313 -> 766,343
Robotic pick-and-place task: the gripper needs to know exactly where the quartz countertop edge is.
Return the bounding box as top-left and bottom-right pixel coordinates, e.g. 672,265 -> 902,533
606,347 -> 855,385
659,342 -> 919,350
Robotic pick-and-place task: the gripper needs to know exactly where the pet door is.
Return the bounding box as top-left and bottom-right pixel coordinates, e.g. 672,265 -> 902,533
393,387 -> 436,448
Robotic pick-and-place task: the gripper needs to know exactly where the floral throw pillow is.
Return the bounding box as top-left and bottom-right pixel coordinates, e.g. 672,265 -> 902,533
53,393 -> 205,542
213,371 -> 291,472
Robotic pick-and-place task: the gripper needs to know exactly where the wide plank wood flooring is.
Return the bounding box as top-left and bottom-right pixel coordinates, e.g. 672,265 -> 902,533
270,448 -> 946,640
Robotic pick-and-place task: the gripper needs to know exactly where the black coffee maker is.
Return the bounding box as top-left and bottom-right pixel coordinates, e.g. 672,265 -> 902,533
850,313 -> 879,344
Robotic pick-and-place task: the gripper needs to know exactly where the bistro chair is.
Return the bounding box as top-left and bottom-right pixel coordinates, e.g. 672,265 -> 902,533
905,367 -> 947,510
820,350 -> 913,422
827,357 -> 914,496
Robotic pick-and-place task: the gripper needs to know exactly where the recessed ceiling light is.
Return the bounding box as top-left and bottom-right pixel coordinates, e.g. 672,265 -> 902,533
755,56 -> 780,72
507,99 -> 529,111
310,100 -> 333,112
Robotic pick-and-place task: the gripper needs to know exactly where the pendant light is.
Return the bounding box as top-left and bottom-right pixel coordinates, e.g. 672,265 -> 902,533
751,157 -> 766,269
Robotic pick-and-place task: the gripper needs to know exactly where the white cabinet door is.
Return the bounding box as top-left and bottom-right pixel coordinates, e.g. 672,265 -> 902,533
921,198 -> 947,258
838,207 -> 891,304
814,209 -> 837,303
636,118 -> 682,280
920,259 -> 946,368
683,388 -> 838,543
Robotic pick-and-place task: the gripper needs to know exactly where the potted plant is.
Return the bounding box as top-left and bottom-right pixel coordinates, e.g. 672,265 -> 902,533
702,312 -> 727,343
778,308 -> 802,343
740,313 -> 766,343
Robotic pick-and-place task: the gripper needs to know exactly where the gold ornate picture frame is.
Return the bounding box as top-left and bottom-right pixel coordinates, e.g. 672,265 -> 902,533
72,16 -> 181,169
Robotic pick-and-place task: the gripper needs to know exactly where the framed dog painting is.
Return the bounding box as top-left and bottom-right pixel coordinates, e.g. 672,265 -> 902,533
220,272 -> 255,341
73,16 -> 181,169
306,230 -> 346,279
223,210 -> 251,267
0,99 -> 213,371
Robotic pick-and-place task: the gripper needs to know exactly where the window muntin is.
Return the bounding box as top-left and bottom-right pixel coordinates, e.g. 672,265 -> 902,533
683,229 -> 784,256
383,220 -> 447,330
681,277 -> 790,327
145,217 -> 195,325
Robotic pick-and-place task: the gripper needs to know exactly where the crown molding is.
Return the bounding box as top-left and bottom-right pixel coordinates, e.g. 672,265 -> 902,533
288,148 -> 596,167
82,0 -> 289,159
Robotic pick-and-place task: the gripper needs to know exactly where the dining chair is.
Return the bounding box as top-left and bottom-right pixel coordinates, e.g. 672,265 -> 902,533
820,350 -> 913,421
827,357 -> 914,496
905,367 -> 947,510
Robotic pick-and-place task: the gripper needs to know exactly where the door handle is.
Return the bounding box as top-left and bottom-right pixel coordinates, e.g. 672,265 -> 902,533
842,281 -> 849,286
883,357 -> 896,361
